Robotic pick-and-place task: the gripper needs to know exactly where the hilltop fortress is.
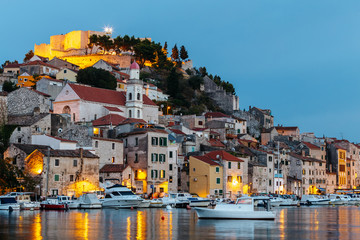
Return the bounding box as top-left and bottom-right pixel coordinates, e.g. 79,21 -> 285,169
34,30 -> 132,69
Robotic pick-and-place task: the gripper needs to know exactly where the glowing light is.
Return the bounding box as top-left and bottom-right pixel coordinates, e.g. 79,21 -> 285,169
103,26 -> 113,35
232,180 -> 238,186
66,180 -> 100,197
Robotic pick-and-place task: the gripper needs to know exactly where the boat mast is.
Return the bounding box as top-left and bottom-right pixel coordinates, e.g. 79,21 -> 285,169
277,141 -> 280,195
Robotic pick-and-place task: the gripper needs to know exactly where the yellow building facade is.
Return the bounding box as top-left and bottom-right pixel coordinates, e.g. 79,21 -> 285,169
338,149 -> 347,188
17,73 -> 35,87
189,156 -> 223,198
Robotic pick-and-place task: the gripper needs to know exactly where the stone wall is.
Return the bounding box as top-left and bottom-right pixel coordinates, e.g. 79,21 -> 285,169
7,88 -> 50,116
60,54 -> 132,69
202,76 -> 239,114
58,125 -> 93,147
233,110 -> 261,139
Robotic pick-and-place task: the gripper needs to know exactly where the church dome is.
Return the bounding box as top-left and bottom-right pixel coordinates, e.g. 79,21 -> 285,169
130,61 -> 140,70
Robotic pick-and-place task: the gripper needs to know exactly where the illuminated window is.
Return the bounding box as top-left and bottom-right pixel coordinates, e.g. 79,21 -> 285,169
112,157 -> 115,163
227,176 -> 232,182
237,176 -> 242,183
169,176 -> 173,183
160,170 -> 166,179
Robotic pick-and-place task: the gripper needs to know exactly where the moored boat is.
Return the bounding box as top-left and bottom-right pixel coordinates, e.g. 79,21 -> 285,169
300,195 -> 331,205
195,197 -> 275,220
16,194 -> 41,210
0,196 -> 20,211
100,184 -> 143,208
40,196 -> 69,210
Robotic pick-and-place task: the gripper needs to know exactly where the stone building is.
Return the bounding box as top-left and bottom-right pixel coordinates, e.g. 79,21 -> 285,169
249,106 -> 274,130
327,143 -> 349,189
202,76 -> 239,114
0,91 -> 7,125
48,57 -> 79,71
4,143 -> 50,170
122,128 -> 173,195
25,148 -> 99,197
7,87 -> 51,116
36,77 -> 65,103
20,60 -> 59,77
8,114 -> 51,144
275,126 -> 300,141
92,137 -> 124,169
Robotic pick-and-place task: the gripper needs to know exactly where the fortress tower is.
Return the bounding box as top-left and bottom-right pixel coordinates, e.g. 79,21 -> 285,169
126,61 -> 143,119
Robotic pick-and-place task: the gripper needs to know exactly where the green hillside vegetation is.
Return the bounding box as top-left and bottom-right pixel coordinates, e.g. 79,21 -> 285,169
84,34 -> 236,114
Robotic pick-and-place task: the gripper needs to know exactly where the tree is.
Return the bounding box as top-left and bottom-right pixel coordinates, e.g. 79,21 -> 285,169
166,68 -> 181,97
163,42 -> 168,51
133,39 -> 157,67
171,44 -> 179,63
2,80 -> 18,93
88,35 -> 98,54
188,76 -> 204,90
0,158 -> 22,193
76,67 -> 117,90
180,45 -> 189,61
24,50 -> 34,62
199,67 -> 207,77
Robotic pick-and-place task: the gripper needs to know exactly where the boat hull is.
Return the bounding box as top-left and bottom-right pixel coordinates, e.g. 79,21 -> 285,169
195,207 -> 275,220
79,203 -> 102,209
189,200 -> 211,207
102,199 -> 143,208
0,204 -> 20,211
40,204 -> 68,210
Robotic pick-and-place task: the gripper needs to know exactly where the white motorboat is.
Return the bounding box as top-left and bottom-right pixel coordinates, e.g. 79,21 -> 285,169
328,194 -> 348,205
269,197 -> 283,207
100,184 -> 143,208
195,197 -> 275,220
169,193 -> 191,208
0,196 -> 20,211
16,194 -> 41,210
77,193 -> 102,209
347,194 -> 360,205
138,200 -> 151,208
188,194 -> 211,207
279,195 -> 299,206
150,199 -> 164,208
300,195 -> 330,205
161,193 -> 176,207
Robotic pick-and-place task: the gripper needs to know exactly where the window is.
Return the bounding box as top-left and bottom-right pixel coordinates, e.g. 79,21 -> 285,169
129,93 -> 132,100
137,93 -> 140,100
169,151 -> 173,158
159,154 -> 166,163
169,164 -> 173,171
112,143 -> 115,150
340,165 -> 345,172
269,168 -> 271,173
73,159 -> 77,167
24,78 -> 27,82
17,127 -> 21,131
95,141 -> 98,148
228,162 -> 231,169
125,139 -> 128,147
55,159 -> 60,167
198,121 -> 203,125
227,176 -> 232,182
94,114 -> 97,120
64,69 -> 67,73
269,156 -> 272,162
17,138 -> 21,143
237,176 -> 242,183
216,178 -> 221,184
159,137 -> 168,146
193,168 -> 196,172
151,170 -> 158,179
269,179 -> 272,186
134,154 -> 138,163
112,157 -> 115,163
54,175 -> 60,181
152,137 -> 158,146
129,110 -> 132,118
216,167 -> 220,173
237,162 -> 241,169
135,138 -> 138,146
160,170 -> 166,179
137,110 -> 140,118
169,176 -> 173,183
70,175 -> 74,182
73,113 -> 76,122
151,153 -> 158,162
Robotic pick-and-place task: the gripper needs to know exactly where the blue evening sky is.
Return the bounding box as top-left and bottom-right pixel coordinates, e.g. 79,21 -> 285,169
1,0 -> 360,142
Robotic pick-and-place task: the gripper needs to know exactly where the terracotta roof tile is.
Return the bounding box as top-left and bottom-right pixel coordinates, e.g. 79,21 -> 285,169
192,155 -> 220,166
104,106 -> 123,112
205,150 -> 244,162
170,129 -> 186,135
100,164 -> 125,173
69,83 -> 157,106
92,114 -> 126,126
38,149 -> 98,158
208,139 -> 225,148
21,60 -> 60,70
302,142 -> 320,150
4,63 -> 20,68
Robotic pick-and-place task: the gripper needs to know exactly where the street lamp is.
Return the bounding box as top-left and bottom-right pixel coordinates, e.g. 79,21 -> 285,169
167,106 -> 171,115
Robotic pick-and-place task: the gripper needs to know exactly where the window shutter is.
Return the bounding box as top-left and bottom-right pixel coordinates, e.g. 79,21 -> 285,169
155,154 -> 158,162
155,170 -> 158,178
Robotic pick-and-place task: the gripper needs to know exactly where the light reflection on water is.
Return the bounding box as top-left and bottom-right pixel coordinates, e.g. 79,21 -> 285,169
0,206 -> 360,239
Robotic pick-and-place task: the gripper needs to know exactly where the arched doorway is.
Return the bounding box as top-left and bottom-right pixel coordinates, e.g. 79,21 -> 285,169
62,106 -> 71,114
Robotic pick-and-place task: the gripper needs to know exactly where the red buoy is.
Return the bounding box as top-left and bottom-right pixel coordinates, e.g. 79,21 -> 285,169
186,205 -> 191,210
131,207 -> 134,210
161,216 -> 165,220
